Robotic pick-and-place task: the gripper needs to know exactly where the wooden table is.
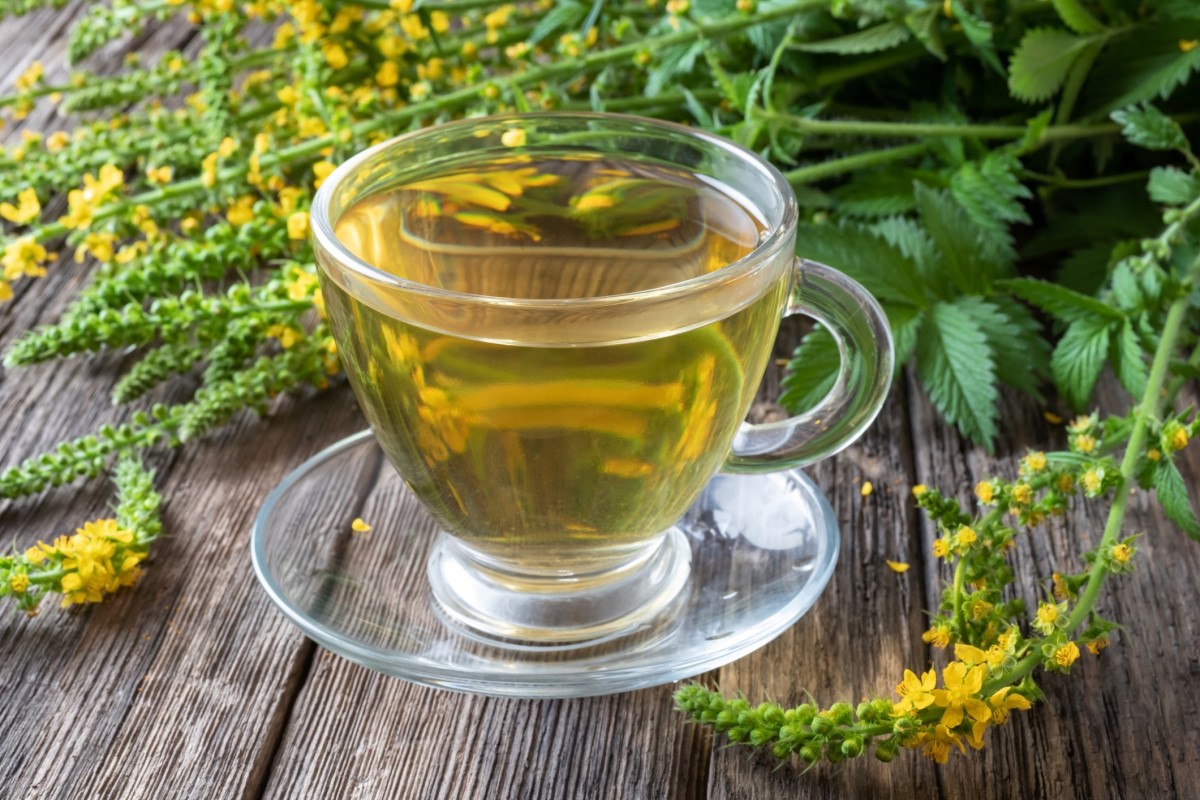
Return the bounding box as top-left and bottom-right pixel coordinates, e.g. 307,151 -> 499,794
3,7 -> 1199,798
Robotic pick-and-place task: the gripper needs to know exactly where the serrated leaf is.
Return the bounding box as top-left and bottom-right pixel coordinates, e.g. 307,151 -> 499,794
780,326 -> 840,413
869,216 -> 940,283
905,6 -> 946,60
1110,320 -> 1148,398
1154,460 -> 1200,540
951,0 -> 1005,75
1051,316 -> 1114,409
832,172 -> 918,218
960,296 -> 1051,400
681,87 -> 714,128
795,223 -> 929,308
1111,104 -> 1188,151
950,152 -> 1033,242
914,184 -> 1011,293
1000,277 -> 1125,323
646,40 -> 705,96
916,302 -> 999,448
1108,260 -> 1142,310
792,20 -> 911,54
1052,0 -> 1105,34
887,304 -> 924,370
1147,165 -> 1200,205
1078,21 -> 1200,115
1008,28 -> 1091,103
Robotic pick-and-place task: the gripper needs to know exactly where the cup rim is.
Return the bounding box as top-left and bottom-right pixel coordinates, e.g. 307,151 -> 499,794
311,111 -> 797,310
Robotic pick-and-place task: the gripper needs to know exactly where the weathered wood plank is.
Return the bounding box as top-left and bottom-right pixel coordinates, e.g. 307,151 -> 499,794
707,378 -> 945,799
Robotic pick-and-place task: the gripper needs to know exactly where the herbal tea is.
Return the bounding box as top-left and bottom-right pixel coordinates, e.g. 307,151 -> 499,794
322,155 -> 787,572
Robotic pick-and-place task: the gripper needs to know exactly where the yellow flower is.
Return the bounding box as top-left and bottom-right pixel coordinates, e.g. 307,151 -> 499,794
1010,482 -> 1033,505
1109,543 -> 1133,564
1080,468 -> 1102,495
287,210 -> 310,240
2,235 -> 49,280
885,559 -> 909,573
1057,473 -> 1075,493
894,668 -> 936,712
322,41 -> 349,70
376,60 -> 400,87
1034,601 -> 1060,633
501,128 -> 527,148
1044,410 -> 1063,424
953,643 -> 989,666
430,9 -> 450,32
970,598 -> 993,620
922,624 -> 951,649
1021,451 -> 1047,474
41,131 -> 66,152
266,324 -> 304,349
1074,434 -> 1097,453
225,195 -> 256,227
1169,427 -> 1189,452
0,187 -> 41,224
1087,637 -> 1108,655
975,480 -> 995,504
15,60 -> 43,92
918,724 -> 964,764
1068,414 -> 1093,433
10,573 -> 30,594
956,525 -> 977,549
932,537 -> 950,558
1054,641 -> 1080,668
1052,572 -> 1070,600
932,661 -> 991,728
1147,448 -> 1162,462
987,687 -> 1032,725
313,161 -> 336,188
217,136 -> 238,158
146,165 -> 173,184
351,517 -> 372,533
0,280 -> 12,302
201,152 -> 219,188
74,231 -> 118,264
912,484 -> 928,496
1181,39 -> 1198,52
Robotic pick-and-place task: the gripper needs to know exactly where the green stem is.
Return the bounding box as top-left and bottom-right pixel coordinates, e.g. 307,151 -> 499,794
951,559 -> 967,633
783,143 -> 927,185
1024,170 -> 1149,189
757,112 -> 1125,145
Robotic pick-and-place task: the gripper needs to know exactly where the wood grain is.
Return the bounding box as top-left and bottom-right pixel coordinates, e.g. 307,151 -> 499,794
2,9 -> 1200,799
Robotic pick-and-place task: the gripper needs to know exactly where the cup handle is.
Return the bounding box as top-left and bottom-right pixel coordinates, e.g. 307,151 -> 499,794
724,258 -> 894,474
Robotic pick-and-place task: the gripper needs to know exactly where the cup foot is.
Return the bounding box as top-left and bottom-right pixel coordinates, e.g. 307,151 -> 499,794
251,430 -> 840,697
428,528 -> 692,645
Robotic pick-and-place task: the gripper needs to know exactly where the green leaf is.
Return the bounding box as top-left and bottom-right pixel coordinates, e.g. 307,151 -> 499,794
646,40 -> 705,96
1110,320 -> 1148,398
1111,104 -> 1188,151
951,0 -> 1005,75
916,302 -> 999,448
1154,460 -> 1200,540
794,223 -> 928,308
1050,316 -> 1114,409
905,6 -> 946,60
1056,242 -> 1116,295
528,1 -> 586,45
1078,21 -> 1200,115
1108,260 -> 1143,310
887,304 -> 924,370
961,296 -> 1051,400
999,277 -> 1125,323
914,184 -> 1010,294
1008,28 -> 1091,103
869,216 -> 940,282
681,87 -> 714,128
1051,0 -> 1105,34
780,325 -> 840,413
831,171 -> 918,217
792,20 -> 911,54
1147,166 -> 1200,205
950,151 -> 1033,242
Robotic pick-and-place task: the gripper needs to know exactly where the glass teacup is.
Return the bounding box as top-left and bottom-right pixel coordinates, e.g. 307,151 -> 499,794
311,112 -> 892,644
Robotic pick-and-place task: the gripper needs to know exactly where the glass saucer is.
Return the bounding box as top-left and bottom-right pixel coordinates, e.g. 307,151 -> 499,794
251,430 -> 839,698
